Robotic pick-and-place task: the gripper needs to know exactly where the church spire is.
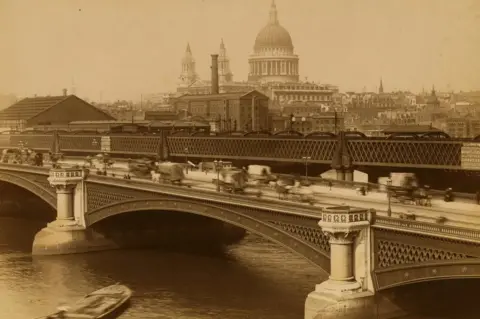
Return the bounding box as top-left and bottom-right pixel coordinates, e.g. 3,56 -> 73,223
269,0 -> 278,24
179,42 -> 198,85
379,77 -> 384,94
218,39 -> 233,83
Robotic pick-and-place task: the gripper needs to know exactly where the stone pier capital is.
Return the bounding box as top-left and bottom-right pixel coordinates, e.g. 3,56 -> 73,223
48,167 -> 86,188
319,206 -> 375,235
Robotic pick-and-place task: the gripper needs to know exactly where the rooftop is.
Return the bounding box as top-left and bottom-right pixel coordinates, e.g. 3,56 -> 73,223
0,95 -> 69,120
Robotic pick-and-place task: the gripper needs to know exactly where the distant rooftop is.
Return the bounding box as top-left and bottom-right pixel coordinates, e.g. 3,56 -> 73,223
0,95 -> 69,121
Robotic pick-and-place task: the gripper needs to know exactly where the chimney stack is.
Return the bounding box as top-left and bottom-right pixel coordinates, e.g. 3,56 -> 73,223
211,54 -> 219,94
62,88 -> 68,96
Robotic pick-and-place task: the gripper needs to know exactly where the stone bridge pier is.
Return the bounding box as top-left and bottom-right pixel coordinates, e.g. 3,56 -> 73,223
32,168 -> 117,255
305,207 -> 403,319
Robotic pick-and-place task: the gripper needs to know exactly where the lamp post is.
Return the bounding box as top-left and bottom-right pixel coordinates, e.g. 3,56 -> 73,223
184,147 -> 189,174
302,156 -> 311,181
213,159 -> 223,192
101,153 -> 110,175
301,116 -> 306,133
387,177 -> 392,217
290,114 -> 296,132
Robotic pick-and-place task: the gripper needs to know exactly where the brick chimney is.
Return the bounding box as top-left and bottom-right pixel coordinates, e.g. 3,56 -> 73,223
63,88 -> 68,96
211,54 -> 219,94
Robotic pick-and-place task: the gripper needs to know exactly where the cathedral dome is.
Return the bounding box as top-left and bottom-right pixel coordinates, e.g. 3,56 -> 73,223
254,24 -> 293,49
253,0 -> 293,50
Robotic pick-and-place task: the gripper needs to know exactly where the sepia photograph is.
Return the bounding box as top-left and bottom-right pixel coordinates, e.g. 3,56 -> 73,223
0,0 -> 479,318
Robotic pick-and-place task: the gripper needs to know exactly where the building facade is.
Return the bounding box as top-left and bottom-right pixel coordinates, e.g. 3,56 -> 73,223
446,118 -> 480,138
174,90 -> 269,132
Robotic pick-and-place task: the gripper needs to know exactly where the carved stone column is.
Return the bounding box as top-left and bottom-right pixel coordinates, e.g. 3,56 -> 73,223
305,206 -> 378,319
54,184 -> 77,221
317,206 -> 373,293
32,167 -> 117,256
325,231 -> 357,282
47,168 -> 84,224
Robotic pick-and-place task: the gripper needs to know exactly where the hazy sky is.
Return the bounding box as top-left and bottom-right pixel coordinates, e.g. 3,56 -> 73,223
1,0 -> 479,101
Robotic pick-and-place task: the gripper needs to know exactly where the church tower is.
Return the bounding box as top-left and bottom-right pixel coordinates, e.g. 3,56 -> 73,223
379,78 -> 384,94
218,39 -> 233,83
179,43 -> 198,85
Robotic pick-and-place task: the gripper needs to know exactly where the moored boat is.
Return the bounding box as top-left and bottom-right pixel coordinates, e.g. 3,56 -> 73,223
37,283 -> 132,319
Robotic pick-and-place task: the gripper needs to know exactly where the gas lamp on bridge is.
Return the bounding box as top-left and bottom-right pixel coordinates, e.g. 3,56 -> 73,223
213,160 -> 224,192
387,177 -> 392,217
184,147 -> 189,174
302,156 -> 311,184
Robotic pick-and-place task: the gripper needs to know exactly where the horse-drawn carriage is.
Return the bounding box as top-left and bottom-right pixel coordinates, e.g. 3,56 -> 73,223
247,165 -> 276,185
150,162 -> 191,187
389,187 -> 432,206
213,167 -> 262,197
387,173 -> 431,207
274,177 -> 315,205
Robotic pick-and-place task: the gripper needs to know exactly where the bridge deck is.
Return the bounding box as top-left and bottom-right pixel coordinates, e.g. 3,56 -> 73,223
4,160 -> 479,230
82,164 -> 480,229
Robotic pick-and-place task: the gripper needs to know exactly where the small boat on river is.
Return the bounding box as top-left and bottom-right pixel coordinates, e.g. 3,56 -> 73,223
38,284 -> 132,319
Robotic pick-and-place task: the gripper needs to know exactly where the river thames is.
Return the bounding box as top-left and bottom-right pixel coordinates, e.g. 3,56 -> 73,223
0,218 -> 478,319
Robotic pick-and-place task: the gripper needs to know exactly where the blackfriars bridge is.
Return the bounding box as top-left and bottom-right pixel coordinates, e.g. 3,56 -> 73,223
2,163 -> 480,318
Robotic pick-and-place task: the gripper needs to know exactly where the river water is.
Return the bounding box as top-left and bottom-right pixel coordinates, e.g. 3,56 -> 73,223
0,217 -> 478,319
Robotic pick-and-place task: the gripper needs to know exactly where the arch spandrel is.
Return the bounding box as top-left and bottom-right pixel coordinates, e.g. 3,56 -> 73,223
85,198 -> 331,272
0,172 -> 56,209
373,259 -> 480,291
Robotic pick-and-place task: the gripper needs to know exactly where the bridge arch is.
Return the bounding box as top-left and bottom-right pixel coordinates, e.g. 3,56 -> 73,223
420,131 -> 451,139
243,130 -> 272,137
0,171 -> 56,209
304,131 -> 336,139
374,259 -> 480,291
85,198 -> 330,273
273,130 -> 304,137
345,131 -> 367,138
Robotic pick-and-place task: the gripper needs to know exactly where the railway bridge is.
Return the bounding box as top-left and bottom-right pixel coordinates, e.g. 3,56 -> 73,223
1,163 -> 480,318
2,131 -> 480,191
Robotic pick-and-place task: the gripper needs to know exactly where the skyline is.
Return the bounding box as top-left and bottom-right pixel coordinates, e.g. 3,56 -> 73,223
1,0 -> 479,101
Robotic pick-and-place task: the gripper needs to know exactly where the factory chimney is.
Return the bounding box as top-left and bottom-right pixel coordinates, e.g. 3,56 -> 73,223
211,54 -> 219,94
62,88 -> 68,96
